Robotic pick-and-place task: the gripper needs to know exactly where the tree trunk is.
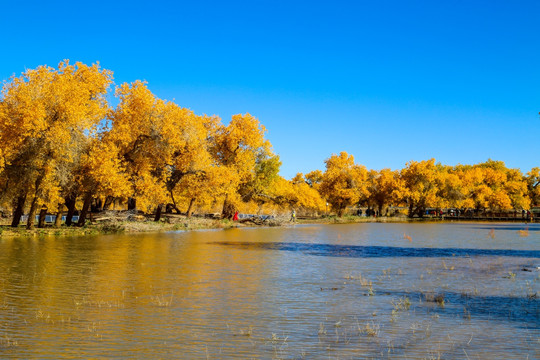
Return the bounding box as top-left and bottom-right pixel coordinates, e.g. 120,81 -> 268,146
169,191 -> 182,214
54,209 -> 63,228
26,175 -> 45,230
26,196 -> 39,230
408,203 -> 415,218
127,197 -> 137,211
154,204 -> 163,222
65,195 -> 77,226
222,196 -> 236,220
91,197 -> 103,212
77,193 -> 93,227
38,207 -> 47,228
11,194 -> 27,227
186,198 -> 196,218
103,196 -> 114,211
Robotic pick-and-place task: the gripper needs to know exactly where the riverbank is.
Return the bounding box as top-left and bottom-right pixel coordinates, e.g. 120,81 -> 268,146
299,214 -> 536,224
0,214 -> 534,237
297,215 -> 410,224
0,212 -> 293,237
0,217 -> 236,237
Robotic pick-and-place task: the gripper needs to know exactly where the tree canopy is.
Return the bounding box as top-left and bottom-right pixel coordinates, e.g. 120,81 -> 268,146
0,61 -> 538,226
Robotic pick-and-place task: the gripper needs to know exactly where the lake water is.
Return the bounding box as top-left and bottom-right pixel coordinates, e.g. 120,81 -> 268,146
0,222 -> 538,359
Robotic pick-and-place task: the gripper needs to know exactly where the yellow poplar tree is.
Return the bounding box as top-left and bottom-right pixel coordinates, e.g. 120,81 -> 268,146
74,140 -> 132,225
0,60 -> 113,228
319,152 -> 368,217
399,159 -> 441,218
285,173 -> 325,214
526,167 -> 540,207
106,80 -> 169,213
173,166 -> 234,217
305,170 -> 323,190
365,168 -> 401,215
162,113 -> 218,218
107,81 -> 215,218
460,166 -> 491,210
240,154 -> 282,213
475,160 -> 529,211
504,168 -> 530,210
211,113 -> 275,218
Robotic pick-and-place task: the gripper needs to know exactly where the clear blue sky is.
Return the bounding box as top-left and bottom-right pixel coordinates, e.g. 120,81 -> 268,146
2,0 -> 539,179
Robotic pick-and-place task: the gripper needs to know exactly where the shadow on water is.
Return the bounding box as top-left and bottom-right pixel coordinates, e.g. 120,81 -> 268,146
383,289 -> 540,328
213,242 -> 540,258
465,224 -> 540,231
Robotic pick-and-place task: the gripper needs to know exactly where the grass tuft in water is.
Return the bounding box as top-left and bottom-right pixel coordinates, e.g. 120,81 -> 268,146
150,292 -> 174,307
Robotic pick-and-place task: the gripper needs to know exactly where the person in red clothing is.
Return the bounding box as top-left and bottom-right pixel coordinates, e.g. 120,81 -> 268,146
233,211 -> 239,221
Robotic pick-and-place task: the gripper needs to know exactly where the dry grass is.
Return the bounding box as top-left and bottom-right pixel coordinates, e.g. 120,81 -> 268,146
391,296 -> 412,322
73,295 -> 125,309
344,272 -> 375,295
423,292 -> 445,306
359,321 -> 380,337
150,292 -> 174,307
0,335 -> 18,348
0,215 -> 240,237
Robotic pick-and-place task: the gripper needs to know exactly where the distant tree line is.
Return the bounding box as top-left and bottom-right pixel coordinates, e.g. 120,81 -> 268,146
0,61 -> 538,228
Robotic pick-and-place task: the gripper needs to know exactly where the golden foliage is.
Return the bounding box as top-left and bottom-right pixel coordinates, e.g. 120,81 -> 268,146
0,61 -> 537,223
366,168 -> 401,214
320,152 -> 368,216
0,60 -> 113,226
272,175 -> 325,213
